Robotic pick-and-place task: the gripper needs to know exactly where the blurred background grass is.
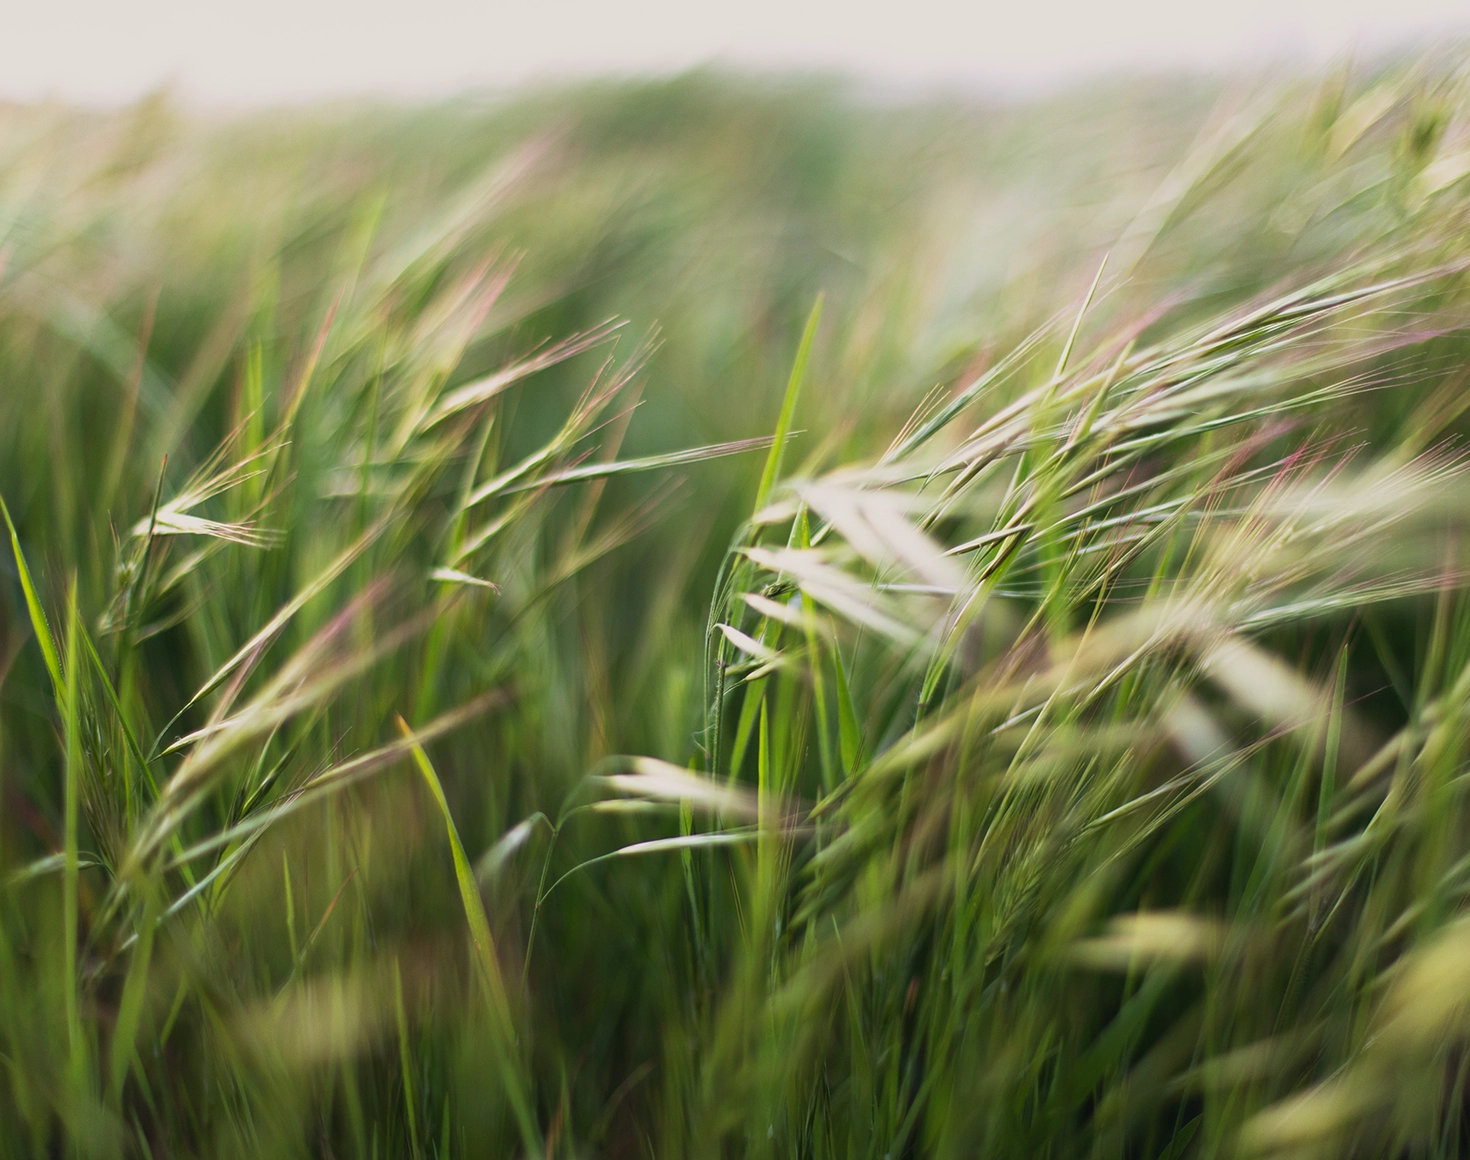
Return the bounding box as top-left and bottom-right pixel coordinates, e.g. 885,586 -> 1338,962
5,57 -> 1470,1156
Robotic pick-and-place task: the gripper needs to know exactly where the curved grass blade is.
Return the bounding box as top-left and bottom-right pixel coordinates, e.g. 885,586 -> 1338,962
398,716 -> 541,1157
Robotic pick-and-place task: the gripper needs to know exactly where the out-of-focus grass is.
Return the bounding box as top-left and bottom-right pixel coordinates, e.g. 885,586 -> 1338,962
4,59 -> 1470,1156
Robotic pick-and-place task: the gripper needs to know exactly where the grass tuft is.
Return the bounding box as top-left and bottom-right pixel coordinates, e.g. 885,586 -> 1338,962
5,59 -> 1470,1157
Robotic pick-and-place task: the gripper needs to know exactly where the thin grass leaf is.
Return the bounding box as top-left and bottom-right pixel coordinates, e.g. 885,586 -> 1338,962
398,717 -> 541,1156
0,494 -> 63,695
753,295 -> 823,515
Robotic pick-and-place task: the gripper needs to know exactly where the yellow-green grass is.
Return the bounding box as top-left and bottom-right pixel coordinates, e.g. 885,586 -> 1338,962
3,60 -> 1470,1156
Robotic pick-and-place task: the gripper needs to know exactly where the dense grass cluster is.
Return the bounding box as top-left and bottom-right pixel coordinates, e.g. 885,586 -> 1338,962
6,58 -> 1470,1156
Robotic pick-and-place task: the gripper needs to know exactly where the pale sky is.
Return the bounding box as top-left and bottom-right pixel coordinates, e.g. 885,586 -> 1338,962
8,0 -> 1470,107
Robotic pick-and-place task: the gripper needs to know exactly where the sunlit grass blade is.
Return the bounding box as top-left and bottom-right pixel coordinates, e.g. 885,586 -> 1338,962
0,494 -> 62,695
501,433 -> 786,491
753,294 -> 823,515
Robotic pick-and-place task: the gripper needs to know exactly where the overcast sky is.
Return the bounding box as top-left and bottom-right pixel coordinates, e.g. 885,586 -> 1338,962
9,0 -> 1470,107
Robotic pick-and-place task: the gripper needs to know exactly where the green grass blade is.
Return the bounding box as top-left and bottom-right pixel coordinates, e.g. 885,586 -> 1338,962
393,956 -> 423,1159
398,717 -> 541,1156
108,894 -> 156,1106
753,295 -> 823,515
62,579 -> 86,1094
1,494 -> 63,696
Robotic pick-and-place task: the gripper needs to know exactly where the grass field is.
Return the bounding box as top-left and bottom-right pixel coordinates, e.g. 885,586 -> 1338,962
5,56 -> 1470,1156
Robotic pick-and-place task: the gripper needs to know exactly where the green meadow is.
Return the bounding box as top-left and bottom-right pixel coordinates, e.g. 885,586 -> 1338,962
5,58 -> 1470,1156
